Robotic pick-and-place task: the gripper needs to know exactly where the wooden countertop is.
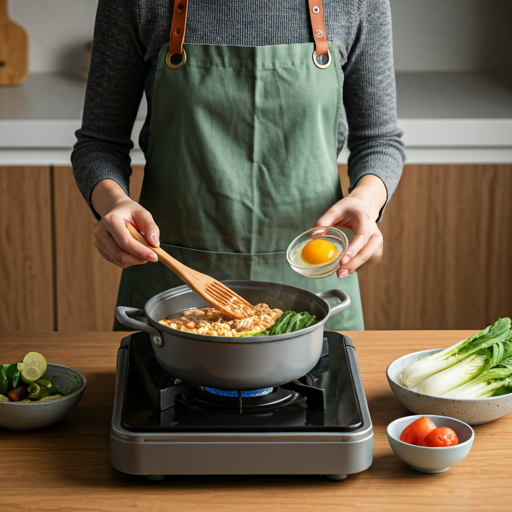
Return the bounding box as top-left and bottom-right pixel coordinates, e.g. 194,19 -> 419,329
1,331 -> 510,512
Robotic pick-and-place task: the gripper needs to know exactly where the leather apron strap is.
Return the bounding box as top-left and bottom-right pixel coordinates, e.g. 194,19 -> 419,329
166,0 -> 331,69
308,0 -> 331,68
166,0 -> 189,69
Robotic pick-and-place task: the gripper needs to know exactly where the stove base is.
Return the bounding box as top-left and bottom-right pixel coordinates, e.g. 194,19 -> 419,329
111,430 -> 373,477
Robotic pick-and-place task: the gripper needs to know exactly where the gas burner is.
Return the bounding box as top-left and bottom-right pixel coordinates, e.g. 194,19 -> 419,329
180,386 -> 300,414
204,387 -> 273,397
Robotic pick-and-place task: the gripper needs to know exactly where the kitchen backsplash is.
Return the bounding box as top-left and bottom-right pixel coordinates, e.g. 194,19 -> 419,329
9,0 -> 98,75
7,0 -> 512,75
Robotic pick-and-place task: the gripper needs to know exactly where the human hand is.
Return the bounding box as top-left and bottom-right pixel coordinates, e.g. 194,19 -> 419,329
91,179 -> 160,268
315,175 -> 386,279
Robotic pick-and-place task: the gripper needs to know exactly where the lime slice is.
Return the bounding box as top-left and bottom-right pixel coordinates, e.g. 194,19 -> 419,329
20,365 -> 41,384
0,394 -> 9,402
22,352 -> 47,375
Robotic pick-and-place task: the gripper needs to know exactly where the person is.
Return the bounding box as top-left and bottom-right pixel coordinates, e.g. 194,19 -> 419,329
72,0 -> 405,331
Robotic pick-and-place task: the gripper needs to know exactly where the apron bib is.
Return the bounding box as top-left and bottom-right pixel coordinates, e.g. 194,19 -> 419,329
115,0 -> 364,331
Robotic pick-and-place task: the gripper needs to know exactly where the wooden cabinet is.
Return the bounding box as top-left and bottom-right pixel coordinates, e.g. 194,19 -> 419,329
1,164 -> 511,331
0,167 -> 54,331
356,164 -> 512,330
53,167 -> 144,331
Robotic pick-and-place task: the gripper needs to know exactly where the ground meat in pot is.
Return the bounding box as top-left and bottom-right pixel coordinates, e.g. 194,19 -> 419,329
158,303 -> 283,337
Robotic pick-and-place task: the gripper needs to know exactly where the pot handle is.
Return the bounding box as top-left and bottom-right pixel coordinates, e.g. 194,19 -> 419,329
115,306 -> 159,336
316,289 -> 351,319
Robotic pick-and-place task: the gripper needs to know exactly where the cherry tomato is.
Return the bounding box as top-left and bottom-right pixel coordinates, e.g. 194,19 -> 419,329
400,416 -> 437,445
421,427 -> 458,447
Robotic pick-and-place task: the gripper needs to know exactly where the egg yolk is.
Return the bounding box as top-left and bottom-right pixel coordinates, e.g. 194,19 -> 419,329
301,239 -> 338,265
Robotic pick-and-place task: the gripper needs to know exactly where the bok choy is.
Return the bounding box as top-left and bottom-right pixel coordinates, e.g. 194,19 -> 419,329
398,318 -> 512,390
415,340 -> 512,396
442,357 -> 512,398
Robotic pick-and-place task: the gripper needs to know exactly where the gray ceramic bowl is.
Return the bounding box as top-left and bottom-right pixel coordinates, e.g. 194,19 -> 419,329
387,349 -> 512,425
387,414 -> 474,473
0,363 -> 86,430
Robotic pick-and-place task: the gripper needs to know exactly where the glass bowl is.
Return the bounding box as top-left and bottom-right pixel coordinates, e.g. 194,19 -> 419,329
286,226 -> 348,279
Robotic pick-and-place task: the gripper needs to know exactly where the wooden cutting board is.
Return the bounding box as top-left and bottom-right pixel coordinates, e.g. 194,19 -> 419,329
0,0 -> 28,85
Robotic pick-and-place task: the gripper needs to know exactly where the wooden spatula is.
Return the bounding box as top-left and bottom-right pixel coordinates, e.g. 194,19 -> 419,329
126,224 -> 255,320
0,0 -> 28,85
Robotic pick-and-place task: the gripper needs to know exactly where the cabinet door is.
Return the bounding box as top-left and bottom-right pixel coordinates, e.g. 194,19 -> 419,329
53,167 -> 144,331
0,167 -> 54,331
356,164 -> 512,330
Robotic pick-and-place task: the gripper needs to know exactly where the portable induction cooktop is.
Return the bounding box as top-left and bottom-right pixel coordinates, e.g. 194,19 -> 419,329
110,331 -> 373,480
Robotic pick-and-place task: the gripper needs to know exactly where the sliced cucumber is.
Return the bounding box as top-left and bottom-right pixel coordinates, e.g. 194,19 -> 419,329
20,365 -> 42,384
38,394 -> 62,402
21,352 -> 47,375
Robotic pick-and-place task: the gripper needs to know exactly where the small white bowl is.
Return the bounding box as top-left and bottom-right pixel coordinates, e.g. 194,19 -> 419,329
387,415 -> 474,473
0,363 -> 86,430
387,349 -> 512,425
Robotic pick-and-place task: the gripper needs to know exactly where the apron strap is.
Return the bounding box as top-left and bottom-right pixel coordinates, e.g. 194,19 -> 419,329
166,0 -> 189,69
308,0 -> 331,68
166,0 -> 330,70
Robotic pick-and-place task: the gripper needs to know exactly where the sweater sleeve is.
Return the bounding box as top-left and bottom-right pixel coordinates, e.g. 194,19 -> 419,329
71,0 -> 145,219
342,0 -> 405,220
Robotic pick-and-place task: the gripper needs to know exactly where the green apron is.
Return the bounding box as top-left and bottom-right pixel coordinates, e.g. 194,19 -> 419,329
115,2 -> 364,331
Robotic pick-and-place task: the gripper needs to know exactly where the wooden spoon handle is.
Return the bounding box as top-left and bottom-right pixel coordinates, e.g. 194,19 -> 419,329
125,223 -> 200,284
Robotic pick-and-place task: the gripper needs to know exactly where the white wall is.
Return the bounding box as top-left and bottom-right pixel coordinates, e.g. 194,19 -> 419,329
8,0 -> 98,75
390,0 -> 512,72
7,0 -> 512,74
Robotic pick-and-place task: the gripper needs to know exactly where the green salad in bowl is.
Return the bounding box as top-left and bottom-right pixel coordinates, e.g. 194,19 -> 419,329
0,351 -> 86,430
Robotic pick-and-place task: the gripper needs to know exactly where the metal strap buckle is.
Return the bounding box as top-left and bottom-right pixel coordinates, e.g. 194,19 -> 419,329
166,49 -> 187,70
312,49 -> 331,69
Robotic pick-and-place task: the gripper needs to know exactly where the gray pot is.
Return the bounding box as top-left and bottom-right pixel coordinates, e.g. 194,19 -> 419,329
116,280 -> 350,390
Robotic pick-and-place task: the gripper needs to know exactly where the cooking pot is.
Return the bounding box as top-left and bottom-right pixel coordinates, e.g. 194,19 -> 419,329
116,281 -> 350,390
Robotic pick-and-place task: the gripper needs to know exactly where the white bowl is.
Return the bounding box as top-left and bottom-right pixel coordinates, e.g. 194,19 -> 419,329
387,415 -> 474,473
387,349 -> 512,425
0,363 -> 86,430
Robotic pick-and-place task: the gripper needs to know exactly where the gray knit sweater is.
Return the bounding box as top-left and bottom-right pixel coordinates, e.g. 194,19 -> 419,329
72,0 -> 405,219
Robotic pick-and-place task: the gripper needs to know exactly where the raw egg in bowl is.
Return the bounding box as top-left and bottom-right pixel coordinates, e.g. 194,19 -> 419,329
286,227 -> 348,278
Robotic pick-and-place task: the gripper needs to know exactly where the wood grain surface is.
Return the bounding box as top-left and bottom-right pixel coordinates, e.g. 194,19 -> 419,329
53,167 -> 144,331
354,164 -> 512,330
1,330 -> 510,512
0,0 -> 28,85
0,167 -> 54,330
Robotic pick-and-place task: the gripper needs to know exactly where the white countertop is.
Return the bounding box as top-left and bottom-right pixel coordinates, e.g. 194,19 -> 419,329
1,72 -> 511,166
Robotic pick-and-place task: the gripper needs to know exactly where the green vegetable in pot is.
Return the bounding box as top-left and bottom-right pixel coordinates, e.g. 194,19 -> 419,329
267,311 -> 316,335
399,318 -> 512,390
242,310 -> 317,337
0,394 -> 9,402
